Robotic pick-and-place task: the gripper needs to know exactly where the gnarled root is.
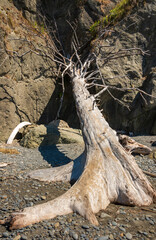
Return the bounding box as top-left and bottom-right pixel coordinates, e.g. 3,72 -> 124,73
28,162 -> 74,182
28,152 -> 86,183
2,185 -> 101,229
7,193 -> 73,229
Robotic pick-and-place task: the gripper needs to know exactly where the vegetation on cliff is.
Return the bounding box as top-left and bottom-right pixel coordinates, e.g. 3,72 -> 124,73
89,0 -> 144,36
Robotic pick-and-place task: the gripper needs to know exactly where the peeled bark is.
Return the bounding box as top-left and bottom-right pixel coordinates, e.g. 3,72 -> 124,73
2,73 -> 156,230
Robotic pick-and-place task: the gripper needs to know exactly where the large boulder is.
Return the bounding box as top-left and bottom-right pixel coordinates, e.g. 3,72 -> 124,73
20,120 -> 83,148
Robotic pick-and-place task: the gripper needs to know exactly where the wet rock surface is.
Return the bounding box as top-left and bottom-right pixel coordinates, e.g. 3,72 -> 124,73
0,136 -> 156,239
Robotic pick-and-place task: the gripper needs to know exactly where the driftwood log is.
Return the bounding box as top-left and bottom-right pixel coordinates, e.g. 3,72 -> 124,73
1,69 -> 155,230
118,134 -> 152,155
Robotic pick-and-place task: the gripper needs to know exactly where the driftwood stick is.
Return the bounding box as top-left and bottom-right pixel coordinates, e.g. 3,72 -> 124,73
143,170 -> 156,178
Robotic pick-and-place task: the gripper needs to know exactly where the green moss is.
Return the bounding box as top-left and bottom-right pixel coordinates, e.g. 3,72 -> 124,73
89,0 -> 142,36
32,21 -> 45,34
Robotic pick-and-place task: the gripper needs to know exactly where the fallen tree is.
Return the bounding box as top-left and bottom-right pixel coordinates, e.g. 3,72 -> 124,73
1,11 -> 156,230
1,56 -> 155,230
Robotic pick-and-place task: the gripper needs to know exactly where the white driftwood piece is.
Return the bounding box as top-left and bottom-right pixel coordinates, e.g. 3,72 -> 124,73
118,134 -> 152,155
0,163 -> 11,168
7,122 -> 31,144
4,71 -> 155,230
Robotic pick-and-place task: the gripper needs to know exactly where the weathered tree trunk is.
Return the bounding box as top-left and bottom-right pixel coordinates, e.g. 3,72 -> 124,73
3,72 -> 156,230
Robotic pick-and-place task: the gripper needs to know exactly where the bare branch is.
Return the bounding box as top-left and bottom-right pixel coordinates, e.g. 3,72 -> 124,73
72,42 -> 83,72
55,63 -> 72,119
94,86 -> 108,98
67,20 -> 80,49
53,16 -> 66,57
106,88 -> 130,110
85,70 -> 99,80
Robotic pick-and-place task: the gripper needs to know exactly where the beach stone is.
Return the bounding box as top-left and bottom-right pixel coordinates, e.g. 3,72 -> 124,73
67,217 -> 72,223
54,222 -> 60,228
13,236 -> 21,240
2,232 -> 10,238
100,212 -> 111,218
98,236 -> 109,240
112,221 -> 117,226
49,231 -> 55,237
82,225 -> 90,229
21,235 -> 28,240
120,210 -> 126,214
64,228 -> 70,234
125,232 -> 133,239
69,231 -> 79,240
149,220 -> 154,225
109,234 -> 114,240
1,195 -> 7,199
29,202 -> 34,206
119,226 -> 126,232
80,234 -> 86,238
21,124 -> 83,148
41,196 -> 46,200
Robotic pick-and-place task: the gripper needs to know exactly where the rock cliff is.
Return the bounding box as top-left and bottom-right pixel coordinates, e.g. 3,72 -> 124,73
96,0 -> 156,134
0,0 -> 60,141
0,0 -> 156,142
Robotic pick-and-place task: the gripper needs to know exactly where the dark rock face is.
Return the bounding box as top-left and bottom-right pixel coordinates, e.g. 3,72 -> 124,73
0,0 -> 156,142
97,0 -> 156,134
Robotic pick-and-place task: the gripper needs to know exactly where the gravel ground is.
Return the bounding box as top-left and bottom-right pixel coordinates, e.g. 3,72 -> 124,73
0,136 -> 156,240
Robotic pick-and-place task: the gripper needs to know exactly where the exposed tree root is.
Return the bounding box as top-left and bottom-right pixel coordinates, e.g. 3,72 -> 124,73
28,152 -> 86,183
28,135 -> 153,183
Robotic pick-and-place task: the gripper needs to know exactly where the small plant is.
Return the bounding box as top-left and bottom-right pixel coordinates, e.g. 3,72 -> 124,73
32,21 -> 45,34
89,0 -> 141,36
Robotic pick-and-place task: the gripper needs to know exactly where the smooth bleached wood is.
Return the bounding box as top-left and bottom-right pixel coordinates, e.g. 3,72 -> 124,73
7,122 -> 31,144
